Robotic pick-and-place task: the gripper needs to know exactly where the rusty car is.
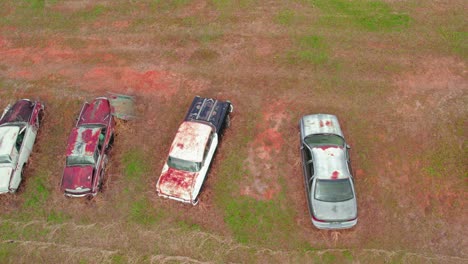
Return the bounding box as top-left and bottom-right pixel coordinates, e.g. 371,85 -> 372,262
61,97 -> 115,197
299,114 -> 357,229
156,96 -> 233,205
0,99 -> 44,194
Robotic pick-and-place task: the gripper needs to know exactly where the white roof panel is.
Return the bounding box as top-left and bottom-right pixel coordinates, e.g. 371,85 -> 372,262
302,114 -> 343,138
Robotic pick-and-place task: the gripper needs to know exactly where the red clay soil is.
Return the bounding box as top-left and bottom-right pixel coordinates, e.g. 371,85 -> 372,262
240,100 -> 289,201
0,36 -> 182,97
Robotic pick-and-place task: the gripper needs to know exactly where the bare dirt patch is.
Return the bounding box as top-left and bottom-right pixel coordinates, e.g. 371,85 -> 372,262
391,56 -> 467,134
240,101 -> 289,200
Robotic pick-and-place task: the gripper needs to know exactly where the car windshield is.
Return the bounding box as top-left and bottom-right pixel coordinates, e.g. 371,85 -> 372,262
0,154 -> 12,164
314,179 -> 354,202
167,156 -> 201,172
305,134 -> 344,148
66,155 -> 95,166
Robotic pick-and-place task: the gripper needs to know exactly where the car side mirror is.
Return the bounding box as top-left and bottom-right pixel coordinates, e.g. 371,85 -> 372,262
346,144 -> 351,149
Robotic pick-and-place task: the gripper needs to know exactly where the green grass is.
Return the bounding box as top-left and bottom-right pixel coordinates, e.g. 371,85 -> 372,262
286,35 -> 329,65
23,174 -> 50,210
275,9 -> 297,26
439,29 -> 468,59
311,0 -> 411,31
46,210 -> 70,224
151,0 -> 192,11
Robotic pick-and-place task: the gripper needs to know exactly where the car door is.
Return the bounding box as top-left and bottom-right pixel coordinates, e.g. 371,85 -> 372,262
192,131 -> 218,200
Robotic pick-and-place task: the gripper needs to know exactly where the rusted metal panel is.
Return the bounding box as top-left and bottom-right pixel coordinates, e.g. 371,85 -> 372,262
301,114 -> 343,138
0,99 -> 34,125
66,127 -> 101,157
312,146 -> 351,180
169,121 -> 212,163
107,93 -> 136,120
77,98 -> 112,126
61,166 -> 94,191
157,165 -> 197,202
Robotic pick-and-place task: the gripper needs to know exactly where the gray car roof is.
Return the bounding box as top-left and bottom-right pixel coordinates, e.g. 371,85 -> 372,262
301,114 -> 344,138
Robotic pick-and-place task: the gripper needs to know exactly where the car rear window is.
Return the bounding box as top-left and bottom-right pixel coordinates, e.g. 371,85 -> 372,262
314,179 -> 354,202
305,134 -> 344,147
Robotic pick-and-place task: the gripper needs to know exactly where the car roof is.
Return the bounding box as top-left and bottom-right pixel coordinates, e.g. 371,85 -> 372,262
312,146 -> 351,180
66,127 -> 101,158
169,121 -> 212,162
0,99 -> 34,125
301,114 -> 343,138
77,98 -> 111,126
0,126 -> 20,156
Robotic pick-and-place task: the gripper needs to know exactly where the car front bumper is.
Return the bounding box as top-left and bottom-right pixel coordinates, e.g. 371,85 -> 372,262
311,218 -> 358,230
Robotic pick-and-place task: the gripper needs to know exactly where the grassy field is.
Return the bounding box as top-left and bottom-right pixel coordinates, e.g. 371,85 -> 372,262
0,0 -> 466,263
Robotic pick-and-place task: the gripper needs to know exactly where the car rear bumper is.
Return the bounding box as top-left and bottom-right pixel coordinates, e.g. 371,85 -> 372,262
64,188 -> 95,198
311,218 -> 357,230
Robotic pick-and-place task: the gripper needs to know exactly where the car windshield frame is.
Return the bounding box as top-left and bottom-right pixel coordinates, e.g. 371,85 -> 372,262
305,133 -> 345,148
0,154 -> 12,164
66,153 -> 96,167
314,179 -> 354,202
167,156 -> 201,172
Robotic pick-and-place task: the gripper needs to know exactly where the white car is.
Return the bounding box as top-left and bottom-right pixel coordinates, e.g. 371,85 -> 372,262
156,96 -> 233,205
0,99 -> 44,193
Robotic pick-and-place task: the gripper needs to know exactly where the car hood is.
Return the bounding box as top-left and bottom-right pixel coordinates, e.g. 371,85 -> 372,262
0,167 -> 13,192
157,165 -> 198,202
61,166 -> 94,191
311,197 -> 357,222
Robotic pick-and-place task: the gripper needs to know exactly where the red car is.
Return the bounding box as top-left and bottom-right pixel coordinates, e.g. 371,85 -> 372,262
61,97 -> 115,197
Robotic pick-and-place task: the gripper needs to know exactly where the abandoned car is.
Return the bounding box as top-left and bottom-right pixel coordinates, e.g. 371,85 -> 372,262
0,99 -> 44,194
61,97 -> 115,197
299,114 -> 357,229
156,96 -> 233,205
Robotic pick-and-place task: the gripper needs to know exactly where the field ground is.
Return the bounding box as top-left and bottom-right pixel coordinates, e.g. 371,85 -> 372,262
0,0 -> 466,263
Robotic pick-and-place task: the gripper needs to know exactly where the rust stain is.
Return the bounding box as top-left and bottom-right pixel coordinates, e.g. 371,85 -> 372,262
331,171 -> 339,179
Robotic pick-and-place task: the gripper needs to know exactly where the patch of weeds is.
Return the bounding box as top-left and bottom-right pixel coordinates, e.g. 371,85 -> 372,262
224,196 -> 297,246
275,9 -> 297,26
181,16 -> 199,27
177,220 -> 201,231
74,5 -> 106,21
129,199 -> 160,225
311,0 -> 410,31
23,173 -> 50,210
122,149 -> 148,182
0,243 -> 16,262
151,0 -> 192,11
47,210 -> 70,224
286,35 -> 329,65
439,29 -> 467,59
302,243 -> 318,253
211,0 -> 254,11
321,251 -> 337,263
189,48 -> 220,64
23,0 -> 45,10
0,222 -> 20,240
342,250 -> 353,261
111,254 -> 127,264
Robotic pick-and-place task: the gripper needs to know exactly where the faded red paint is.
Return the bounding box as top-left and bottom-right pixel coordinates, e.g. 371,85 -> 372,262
65,127 -> 100,156
61,166 -> 94,190
177,143 -> 184,149
331,171 -> 339,179
77,98 -> 111,126
0,99 -> 34,125
158,167 -> 197,200
320,120 -> 333,127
